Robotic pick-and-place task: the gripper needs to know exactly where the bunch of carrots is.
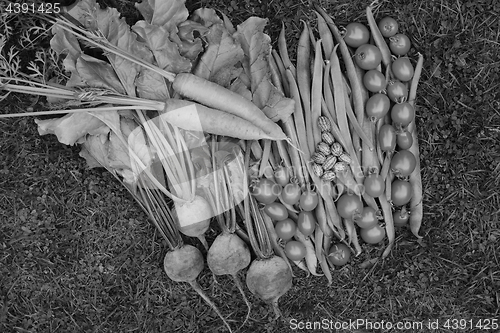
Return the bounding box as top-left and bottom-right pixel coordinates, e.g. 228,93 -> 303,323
0,1 -> 424,331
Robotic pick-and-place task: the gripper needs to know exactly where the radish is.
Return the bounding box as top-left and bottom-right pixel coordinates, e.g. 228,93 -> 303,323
163,244 -> 232,333
243,147 -> 292,318
208,233 -> 250,276
131,176 -> 233,333
245,255 -> 292,318
174,195 -> 212,250
206,138 -> 252,324
163,244 -> 204,283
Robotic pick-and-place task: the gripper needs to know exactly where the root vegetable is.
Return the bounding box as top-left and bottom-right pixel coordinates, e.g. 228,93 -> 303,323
164,244 -> 205,283
207,232 -> 252,325
164,245 -> 233,333
205,139 -> 253,325
207,233 -> 251,276
162,99 -> 280,140
245,255 -> 293,318
174,195 -> 211,250
172,73 -> 286,140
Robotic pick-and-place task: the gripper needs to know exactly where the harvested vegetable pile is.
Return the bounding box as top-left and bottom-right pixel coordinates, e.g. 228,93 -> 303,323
0,0 -> 425,330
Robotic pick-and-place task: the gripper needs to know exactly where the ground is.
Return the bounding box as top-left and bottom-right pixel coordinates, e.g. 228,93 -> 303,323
0,0 -> 499,332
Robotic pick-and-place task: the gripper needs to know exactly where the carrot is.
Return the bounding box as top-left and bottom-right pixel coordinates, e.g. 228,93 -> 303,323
366,4 -> 393,71
311,39 -> 324,147
161,99 -> 275,140
172,73 -> 286,140
407,53 -> 424,239
297,21 -> 315,155
51,19 -> 284,142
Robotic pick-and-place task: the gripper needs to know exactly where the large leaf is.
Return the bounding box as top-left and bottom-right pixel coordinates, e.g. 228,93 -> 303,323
49,24 -> 85,99
192,10 -> 244,86
88,109 -> 122,136
134,0 -> 154,23
76,54 -> 126,94
135,0 -> 189,32
50,24 -> 81,60
234,17 -> 295,122
35,112 -> 109,146
124,118 -> 158,184
191,8 -> 224,28
79,133 -> 111,169
135,68 -> 169,100
132,22 -> 192,73
79,117 -> 156,187
169,22 -> 205,62
71,0 -> 154,96
135,0 -> 203,63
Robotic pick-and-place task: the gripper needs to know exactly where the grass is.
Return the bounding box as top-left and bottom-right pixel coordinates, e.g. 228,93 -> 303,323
1,0 -> 500,332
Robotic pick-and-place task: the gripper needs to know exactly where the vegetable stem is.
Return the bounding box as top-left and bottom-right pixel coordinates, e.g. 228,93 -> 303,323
54,17 -> 176,82
188,280 -> 233,333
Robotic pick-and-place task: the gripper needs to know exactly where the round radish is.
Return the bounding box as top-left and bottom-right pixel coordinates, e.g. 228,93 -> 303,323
207,233 -> 251,276
245,255 -> 292,318
174,195 -> 212,249
163,244 -> 233,332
